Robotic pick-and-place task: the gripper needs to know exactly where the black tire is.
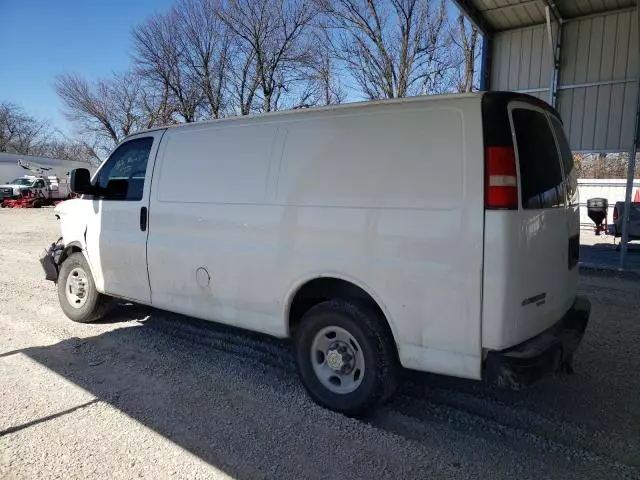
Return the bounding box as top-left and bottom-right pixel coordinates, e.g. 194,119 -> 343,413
57,252 -> 112,323
293,299 -> 399,416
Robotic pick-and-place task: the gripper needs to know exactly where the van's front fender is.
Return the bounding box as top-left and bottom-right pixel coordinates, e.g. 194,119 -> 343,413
54,199 -> 88,249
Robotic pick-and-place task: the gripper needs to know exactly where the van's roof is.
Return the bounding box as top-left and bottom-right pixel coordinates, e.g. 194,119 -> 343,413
133,91 -> 486,137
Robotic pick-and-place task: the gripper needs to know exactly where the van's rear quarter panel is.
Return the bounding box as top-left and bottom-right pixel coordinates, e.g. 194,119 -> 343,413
147,98 -> 486,379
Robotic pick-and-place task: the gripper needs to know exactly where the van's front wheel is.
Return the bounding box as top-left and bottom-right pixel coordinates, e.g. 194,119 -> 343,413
57,252 -> 112,323
293,300 -> 399,416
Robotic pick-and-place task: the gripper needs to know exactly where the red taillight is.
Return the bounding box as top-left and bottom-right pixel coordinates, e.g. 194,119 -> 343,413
486,146 -> 518,209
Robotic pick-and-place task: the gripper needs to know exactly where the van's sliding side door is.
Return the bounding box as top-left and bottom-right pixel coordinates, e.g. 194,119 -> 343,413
84,130 -> 166,304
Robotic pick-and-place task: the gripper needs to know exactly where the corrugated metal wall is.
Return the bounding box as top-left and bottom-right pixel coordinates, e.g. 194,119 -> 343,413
491,9 -> 639,152
491,24 -> 553,95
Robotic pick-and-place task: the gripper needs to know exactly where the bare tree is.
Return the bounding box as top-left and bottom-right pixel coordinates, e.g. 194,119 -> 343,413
175,0 -> 231,119
318,0 -> 452,99
226,42 -> 261,115
50,0 -> 480,160
576,152 -> 637,179
132,11 -> 202,122
453,14 -> 479,93
0,102 -> 51,155
40,137 -> 100,164
139,80 -> 176,128
307,26 -> 346,105
217,0 -> 316,112
1,101 -> 102,162
55,72 -> 150,155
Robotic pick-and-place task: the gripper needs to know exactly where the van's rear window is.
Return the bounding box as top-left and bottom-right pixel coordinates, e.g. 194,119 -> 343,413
511,108 -> 564,209
550,116 -> 578,205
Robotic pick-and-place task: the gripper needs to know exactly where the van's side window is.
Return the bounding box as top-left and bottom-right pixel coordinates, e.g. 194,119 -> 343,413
550,117 -> 578,206
511,109 -> 565,209
94,137 -> 153,201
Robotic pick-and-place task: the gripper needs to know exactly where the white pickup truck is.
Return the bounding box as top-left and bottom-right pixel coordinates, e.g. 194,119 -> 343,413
0,175 -> 71,205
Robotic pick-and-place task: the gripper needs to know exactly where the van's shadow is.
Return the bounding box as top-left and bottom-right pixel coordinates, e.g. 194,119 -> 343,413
5,308 -> 306,479
6,301 -> 640,477
2,304 -> 497,478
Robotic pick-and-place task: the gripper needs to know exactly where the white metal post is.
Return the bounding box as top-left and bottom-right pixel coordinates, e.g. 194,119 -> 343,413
545,5 -> 562,107
619,107 -> 639,269
619,3 -> 640,269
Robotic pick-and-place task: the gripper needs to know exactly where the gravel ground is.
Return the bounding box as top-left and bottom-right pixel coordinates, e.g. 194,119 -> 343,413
1,208 -> 639,480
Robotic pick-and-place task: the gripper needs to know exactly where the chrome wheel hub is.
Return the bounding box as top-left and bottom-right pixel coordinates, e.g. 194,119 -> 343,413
310,326 -> 365,395
65,267 -> 89,309
326,348 -> 345,371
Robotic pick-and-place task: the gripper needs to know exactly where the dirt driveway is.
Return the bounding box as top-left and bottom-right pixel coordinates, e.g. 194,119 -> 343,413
1,209 -> 639,479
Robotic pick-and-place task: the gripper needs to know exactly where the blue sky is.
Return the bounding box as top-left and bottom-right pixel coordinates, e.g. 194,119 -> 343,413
0,0 -> 174,134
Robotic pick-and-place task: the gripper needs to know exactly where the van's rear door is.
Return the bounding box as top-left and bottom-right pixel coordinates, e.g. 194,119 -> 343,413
482,93 -> 579,350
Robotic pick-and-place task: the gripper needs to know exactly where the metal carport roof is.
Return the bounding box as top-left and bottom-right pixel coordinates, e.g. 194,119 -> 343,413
455,0 -> 637,32
453,0 -> 640,269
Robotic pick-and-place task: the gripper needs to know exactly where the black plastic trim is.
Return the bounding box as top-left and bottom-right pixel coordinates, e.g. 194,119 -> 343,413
484,296 -> 590,389
481,91 -> 563,149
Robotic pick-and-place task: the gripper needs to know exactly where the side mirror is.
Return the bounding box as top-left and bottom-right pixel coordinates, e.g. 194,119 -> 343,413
69,168 -> 93,194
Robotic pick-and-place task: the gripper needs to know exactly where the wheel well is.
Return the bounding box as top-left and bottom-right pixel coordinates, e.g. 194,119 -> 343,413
288,277 -> 394,339
60,244 -> 82,264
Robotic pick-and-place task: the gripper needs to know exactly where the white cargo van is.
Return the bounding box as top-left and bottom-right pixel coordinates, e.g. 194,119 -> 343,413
42,92 -> 590,414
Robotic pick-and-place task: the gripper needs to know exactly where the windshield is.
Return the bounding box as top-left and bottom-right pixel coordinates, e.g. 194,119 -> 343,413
9,178 -> 33,186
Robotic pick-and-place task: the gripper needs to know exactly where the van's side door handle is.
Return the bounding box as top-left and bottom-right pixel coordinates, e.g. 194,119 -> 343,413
140,206 -> 148,232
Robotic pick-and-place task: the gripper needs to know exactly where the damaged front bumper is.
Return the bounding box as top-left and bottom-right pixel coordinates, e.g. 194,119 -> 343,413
40,237 -> 64,282
484,296 -> 591,389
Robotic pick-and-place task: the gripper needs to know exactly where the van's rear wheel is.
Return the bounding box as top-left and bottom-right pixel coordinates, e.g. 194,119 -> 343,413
57,252 -> 112,323
293,300 -> 399,415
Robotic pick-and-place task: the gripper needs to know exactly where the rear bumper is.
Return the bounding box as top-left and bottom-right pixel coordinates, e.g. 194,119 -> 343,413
484,296 -> 590,389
